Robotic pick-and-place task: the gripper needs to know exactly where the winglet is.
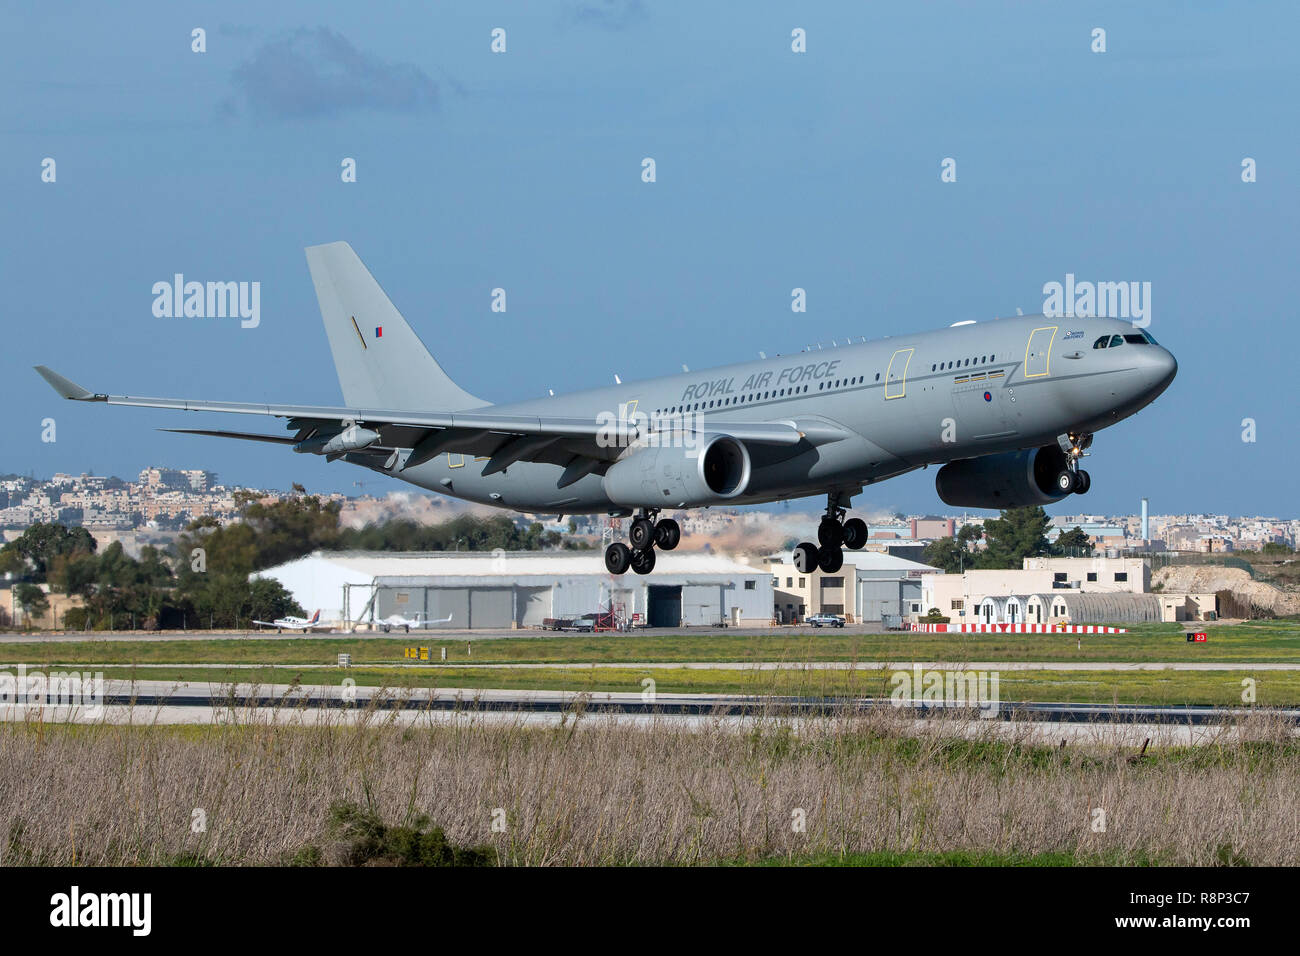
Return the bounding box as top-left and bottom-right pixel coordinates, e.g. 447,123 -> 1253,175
34,366 -> 101,401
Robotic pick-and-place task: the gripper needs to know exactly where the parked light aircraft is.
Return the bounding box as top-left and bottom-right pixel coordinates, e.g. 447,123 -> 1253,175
252,609 -> 322,632
378,612 -> 454,633
37,242 -> 1176,577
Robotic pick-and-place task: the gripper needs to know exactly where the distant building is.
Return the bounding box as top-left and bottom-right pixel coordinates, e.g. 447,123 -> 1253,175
763,551 -> 943,623
911,516 -> 956,539
255,551 -> 774,630
921,556 -> 1214,624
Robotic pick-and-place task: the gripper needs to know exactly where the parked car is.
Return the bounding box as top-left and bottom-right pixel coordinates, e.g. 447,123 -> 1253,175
806,613 -> 845,628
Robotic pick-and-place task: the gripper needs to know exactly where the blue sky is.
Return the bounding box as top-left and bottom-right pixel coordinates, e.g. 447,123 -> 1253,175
4,1 -> 1297,516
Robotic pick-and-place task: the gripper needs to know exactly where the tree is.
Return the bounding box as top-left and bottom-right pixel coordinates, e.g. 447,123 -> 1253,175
979,506 -> 1053,569
1053,526 -> 1094,557
921,537 -> 965,574
1,522 -> 96,580
921,523 -> 983,574
14,583 -> 49,624
957,523 -> 983,549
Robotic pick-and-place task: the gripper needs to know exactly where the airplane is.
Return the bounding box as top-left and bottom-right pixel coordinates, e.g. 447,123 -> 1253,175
377,612 -> 454,633
252,609 -> 323,632
36,241 -> 1177,578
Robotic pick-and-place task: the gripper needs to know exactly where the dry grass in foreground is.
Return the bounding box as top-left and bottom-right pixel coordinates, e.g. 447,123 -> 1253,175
1,704 -> 1298,866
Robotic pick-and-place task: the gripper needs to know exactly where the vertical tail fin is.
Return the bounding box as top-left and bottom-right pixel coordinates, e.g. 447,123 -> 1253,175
305,242 -> 487,411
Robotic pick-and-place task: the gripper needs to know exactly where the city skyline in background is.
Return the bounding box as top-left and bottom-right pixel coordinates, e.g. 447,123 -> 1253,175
7,3 -> 1297,516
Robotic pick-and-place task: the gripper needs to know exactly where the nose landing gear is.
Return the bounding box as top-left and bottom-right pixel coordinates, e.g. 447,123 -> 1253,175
1055,432 -> 1093,495
604,510 -> 681,575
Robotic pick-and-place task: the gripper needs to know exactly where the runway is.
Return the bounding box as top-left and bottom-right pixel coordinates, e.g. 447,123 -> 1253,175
3,678 -> 1296,741
0,625 -> 886,643
5,660 -> 1297,672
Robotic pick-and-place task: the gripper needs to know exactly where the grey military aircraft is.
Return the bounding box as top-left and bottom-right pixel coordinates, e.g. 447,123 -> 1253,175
36,242 -> 1176,577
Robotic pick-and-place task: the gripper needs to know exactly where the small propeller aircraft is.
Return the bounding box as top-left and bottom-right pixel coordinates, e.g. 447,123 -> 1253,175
252,609 -> 323,633
377,612 -> 454,633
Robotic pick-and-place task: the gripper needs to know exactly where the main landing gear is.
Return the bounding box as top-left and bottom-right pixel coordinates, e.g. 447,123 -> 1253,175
1054,431 -> 1092,495
792,493 -> 868,574
604,510 -> 681,575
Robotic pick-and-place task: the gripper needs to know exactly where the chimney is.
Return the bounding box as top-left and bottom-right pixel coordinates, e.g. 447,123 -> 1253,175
1140,498 -> 1149,542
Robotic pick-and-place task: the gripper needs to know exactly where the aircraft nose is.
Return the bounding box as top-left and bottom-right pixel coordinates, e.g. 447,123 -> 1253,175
1144,346 -> 1177,396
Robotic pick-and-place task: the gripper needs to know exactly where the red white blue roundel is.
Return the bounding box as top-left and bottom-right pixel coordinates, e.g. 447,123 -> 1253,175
983,391 -> 992,402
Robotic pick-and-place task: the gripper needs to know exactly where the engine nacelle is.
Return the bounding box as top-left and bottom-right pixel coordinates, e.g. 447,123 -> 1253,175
602,434 -> 751,508
935,445 -> 1072,508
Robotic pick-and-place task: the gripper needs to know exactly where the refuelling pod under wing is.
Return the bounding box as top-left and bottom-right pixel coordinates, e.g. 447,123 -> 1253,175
935,445 -> 1072,508
602,434 -> 751,508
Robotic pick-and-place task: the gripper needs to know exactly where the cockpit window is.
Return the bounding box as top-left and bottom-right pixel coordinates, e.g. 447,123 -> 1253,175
1093,336 -> 1109,349
1123,333 -> 1150,344
1109,334 -> 1124,347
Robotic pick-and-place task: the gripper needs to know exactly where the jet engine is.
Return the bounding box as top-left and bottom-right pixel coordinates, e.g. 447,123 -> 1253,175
602,434 -> 751,508
935,445 -> 1075,508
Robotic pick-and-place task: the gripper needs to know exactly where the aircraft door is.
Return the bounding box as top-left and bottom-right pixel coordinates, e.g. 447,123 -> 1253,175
885,348 -> 914,399
1024,326 -> 1058,378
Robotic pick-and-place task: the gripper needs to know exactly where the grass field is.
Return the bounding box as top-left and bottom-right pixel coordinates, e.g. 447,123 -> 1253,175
4,620 -> 1300,668
1,714 -> 1295,865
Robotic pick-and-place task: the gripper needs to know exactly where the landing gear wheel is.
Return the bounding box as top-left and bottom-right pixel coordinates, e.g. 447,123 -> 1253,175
1075,470 -> 1091,494
793,542 -> 819,574
817,544 -> 844,574
630,547 -> 656,575
654,518 -> 681,550
404,625 -> 410,633
1054,469 -> 1077,494
629,517 -> 656,551
604,542 -> 632,575
817,519 -> 844,548
842,517 -> 868,550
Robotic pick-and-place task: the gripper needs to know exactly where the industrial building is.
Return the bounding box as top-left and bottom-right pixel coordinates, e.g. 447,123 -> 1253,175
923,556 -> 1215,624
254,551 -> 775,630
764,551 -> 943,623
975,592 -> 1165,625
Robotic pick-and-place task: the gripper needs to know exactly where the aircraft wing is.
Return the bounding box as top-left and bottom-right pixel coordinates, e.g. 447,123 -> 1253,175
36,366 -> 851,478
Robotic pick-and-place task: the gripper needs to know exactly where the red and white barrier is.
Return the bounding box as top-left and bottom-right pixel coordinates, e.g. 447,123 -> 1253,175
909,623 -> 1127,634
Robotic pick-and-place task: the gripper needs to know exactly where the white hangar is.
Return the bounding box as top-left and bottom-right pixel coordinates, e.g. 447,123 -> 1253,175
254,550 -> 775,630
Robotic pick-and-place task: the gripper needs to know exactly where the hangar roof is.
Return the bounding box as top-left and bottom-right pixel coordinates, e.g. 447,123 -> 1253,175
259,550 -> 765,581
